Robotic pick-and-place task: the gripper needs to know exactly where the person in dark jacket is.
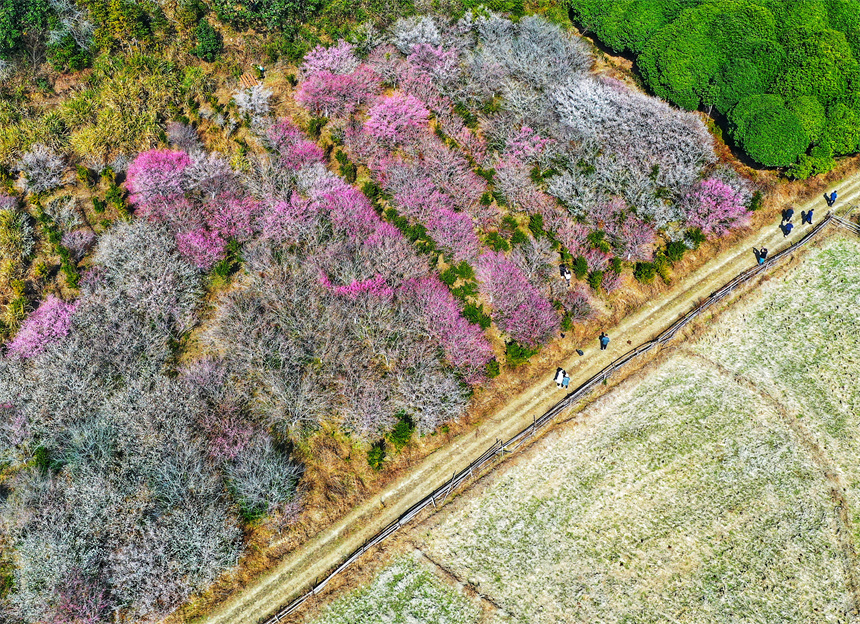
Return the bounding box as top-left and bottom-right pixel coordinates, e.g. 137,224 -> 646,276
781,207 -> 794,224
753,247 -> 768,264
830,190 -> 838,206
781,222 -> 793,237
599,332 -> 610,350
802,208 -> 814,224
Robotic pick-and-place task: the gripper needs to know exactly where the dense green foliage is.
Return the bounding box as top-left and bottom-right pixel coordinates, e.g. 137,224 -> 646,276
194,19 -> 223,62
568,0 -> 860,174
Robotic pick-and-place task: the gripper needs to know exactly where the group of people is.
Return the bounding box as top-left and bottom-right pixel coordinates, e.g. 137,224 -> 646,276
757,190 -> 837,264
553,332 -> 611,390
779,206 -> 814,237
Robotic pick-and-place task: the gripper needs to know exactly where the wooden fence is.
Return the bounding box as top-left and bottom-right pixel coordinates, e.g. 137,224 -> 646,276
262,211 -> 857,624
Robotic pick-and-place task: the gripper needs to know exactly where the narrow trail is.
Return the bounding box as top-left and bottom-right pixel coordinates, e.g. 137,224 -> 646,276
684,349 -> 860,620
203,177 -> 860,624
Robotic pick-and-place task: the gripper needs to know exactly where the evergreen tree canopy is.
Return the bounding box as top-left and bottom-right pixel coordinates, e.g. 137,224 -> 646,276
567,0 -> 860,174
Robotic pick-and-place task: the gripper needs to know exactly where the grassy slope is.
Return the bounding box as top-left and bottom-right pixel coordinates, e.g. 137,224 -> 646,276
694,235 -> 860,543
302,555 -> 483,624
416,355 -> 847,623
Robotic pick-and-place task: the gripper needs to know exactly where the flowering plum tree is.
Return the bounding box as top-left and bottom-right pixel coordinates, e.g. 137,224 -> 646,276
301,41 -> 360,76
684,178 -> 751,237
17,144 -> 65,194
426,209 -> 481,262
6,295 -> 77,358
296,66 -> 381,119
398,276 -> 493,383
476,251 -> 559,347
364,93 -> 430,147
126,149 -> 191,208
266,119 -> 325,170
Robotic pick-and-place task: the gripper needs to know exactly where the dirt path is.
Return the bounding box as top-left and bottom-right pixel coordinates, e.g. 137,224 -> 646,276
203,177 -> 860,624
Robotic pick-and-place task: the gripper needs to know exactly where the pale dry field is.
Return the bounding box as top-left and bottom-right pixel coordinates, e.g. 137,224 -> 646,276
300,234 -> 860,624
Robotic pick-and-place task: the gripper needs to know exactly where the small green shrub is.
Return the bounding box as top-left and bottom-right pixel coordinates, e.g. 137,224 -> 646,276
367,440 -> 386,470
634,261 -> 656,284
506,341 -> 539,367
439,266 -> 458,286
573,256 -> 588,280
529,213 -> 545,238
686,227 -> 707,249
475,167 -> 495,183
194,20 -> 223,62
587,270 -> 604,290
340,162 -> 357,184
748,190 -> 764,211
486,359 -> 501,378
454,261 -> 475,281
308,117 -> 328,139
388,412 -> 415,451
451,282 -> 478,300
665,241 -> 687,263
586,230 -> 611,253
485,231 -> 510,252
510,229 -> 529,246
463,303 -> 492,329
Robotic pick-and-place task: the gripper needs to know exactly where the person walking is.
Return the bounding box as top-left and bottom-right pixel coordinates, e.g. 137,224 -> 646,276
781,222 -> 793,237
781,207 -> 794,224
802,208 -> 814,225
562,374 -> 570,389
554,367 -> 565,388
599,332 -> 610,350
826,190 -> 838,206
753,247 -> 768,265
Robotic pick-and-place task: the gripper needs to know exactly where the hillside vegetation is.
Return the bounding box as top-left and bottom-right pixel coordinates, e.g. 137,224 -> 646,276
567,0 -> 860,176
0,5 -> 770,623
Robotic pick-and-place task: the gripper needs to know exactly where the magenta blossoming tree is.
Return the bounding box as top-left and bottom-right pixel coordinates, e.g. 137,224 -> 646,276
176,228 -> 226,270
296,66 -> 381,118
617,215 -> 656,261
476,252 -> 559,347
406,43 -> 460,84
426,209 -> 481,261
505,126 -> 554,163
333,274 -> 394,299
364,93 -> 430,146
126,149 -> 191,207
398,276 -> 493,383
6,295 -> 77,358
684,178 -> 751,236
267,119 -> 325,170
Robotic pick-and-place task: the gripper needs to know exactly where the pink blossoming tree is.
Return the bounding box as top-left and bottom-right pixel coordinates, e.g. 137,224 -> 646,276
476,251 -> 559,347
296,66 -> 381,118
6,295 -> 77,358
364,93 -> 430,147
126,149 -> 191,207
399,276 -> 493,383
684,178 -> 751,236
301,41 -> 360,76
